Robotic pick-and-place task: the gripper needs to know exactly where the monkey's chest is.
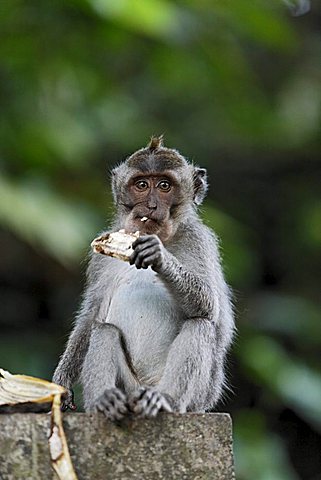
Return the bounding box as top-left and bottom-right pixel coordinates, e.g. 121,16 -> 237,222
104,273 -> 183,383
105,279 -> 181,335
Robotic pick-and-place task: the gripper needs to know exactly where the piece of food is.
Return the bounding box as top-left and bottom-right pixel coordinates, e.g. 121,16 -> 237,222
91,229 -> 140,261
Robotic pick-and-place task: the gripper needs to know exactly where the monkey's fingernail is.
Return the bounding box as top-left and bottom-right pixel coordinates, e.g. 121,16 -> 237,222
133,404 -> 143,414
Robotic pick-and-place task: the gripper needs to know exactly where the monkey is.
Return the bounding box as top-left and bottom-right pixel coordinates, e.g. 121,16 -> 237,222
52,136 -> 234,420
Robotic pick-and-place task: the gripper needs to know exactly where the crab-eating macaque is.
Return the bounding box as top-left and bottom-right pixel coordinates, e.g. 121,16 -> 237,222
52,136 -> 234,420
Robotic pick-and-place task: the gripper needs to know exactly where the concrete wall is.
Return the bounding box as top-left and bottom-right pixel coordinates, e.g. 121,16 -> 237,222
0,413 -> 234,480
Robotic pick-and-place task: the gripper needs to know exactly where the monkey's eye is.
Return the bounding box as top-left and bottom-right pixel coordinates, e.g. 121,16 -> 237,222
135,180 -> 149,191
157,180 -> 171,192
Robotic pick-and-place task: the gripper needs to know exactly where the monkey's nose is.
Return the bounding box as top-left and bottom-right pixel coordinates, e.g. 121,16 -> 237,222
147,203 -> 157,211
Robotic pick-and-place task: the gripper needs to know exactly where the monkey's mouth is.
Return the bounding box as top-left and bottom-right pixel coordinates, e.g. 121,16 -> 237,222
135,214 -> 160,225
133,215 -> 163,233
138,217 -> 158,228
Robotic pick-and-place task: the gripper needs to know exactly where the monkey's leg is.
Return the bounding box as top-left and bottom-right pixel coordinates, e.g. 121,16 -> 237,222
130,319 -> 223,417
81,322 -> 138,421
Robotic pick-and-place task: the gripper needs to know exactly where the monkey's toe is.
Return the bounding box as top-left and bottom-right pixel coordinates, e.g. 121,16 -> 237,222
61,388 -> 76,412
129,387 -> 172,418
94,387 -> 129,421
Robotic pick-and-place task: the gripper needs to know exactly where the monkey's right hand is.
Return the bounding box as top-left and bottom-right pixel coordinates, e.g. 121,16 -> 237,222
130,234 -> 168,271
61,388 -> 76,412
94,388 -> 129,421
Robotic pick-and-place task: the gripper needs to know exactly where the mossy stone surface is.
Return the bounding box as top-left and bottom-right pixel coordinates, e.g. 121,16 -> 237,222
0,413 -> 234,479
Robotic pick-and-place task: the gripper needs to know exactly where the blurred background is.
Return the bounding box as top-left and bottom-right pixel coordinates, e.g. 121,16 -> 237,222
0,0 -> 320,478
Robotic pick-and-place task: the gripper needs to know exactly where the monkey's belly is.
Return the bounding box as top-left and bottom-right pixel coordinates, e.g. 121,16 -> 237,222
104,279 -> 183,386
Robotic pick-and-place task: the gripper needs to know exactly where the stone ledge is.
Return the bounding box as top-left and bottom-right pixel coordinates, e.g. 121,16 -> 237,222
0,413 -> 234,480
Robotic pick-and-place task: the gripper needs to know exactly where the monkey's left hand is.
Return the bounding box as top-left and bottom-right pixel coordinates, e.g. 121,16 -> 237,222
130,235 -> 168,271
129,387 -> 173,418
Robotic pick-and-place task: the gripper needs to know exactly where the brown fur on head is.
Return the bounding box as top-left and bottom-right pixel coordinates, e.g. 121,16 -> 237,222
111,137 -> 208,242
126,135 -> 188,172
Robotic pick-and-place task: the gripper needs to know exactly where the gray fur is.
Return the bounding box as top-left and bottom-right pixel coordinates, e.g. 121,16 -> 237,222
53,141 -> 234,419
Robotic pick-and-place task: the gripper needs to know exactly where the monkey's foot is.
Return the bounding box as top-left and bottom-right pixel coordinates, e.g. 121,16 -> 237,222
129,387 -> 173,418
94,388 -> 129,421
61,388 -> 76,412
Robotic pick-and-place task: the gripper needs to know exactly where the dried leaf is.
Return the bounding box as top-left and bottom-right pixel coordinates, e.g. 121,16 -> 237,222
49,393 -> 78,480
0,368 -> 65,411
0,369 -> 78,480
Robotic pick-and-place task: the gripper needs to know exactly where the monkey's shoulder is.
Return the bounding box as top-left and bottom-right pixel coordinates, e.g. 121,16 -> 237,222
171,220 -> 219,257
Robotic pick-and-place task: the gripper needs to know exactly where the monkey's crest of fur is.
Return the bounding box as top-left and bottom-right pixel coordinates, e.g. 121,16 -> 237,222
148,135 -> 164,151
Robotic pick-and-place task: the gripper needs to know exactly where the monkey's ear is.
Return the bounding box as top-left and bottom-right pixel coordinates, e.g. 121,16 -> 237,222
193,167 -> 208,205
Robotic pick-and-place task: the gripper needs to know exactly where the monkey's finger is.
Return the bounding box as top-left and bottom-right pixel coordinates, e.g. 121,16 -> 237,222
129,242 -> 155,261
140,253 -> 162,269
97,406 -> 117,422
144,395 -> 162,417
61,400 -> 76,412
133,252 -> 152,269
132,235 -> 159,249
130,243 -> 159,265
149,403 -> 162,417
109,398 -> 129,415
131,397 -> 149,414
102,393 -> 128,413
105,387 -> 127,403
136,387 -> 147,399
108,403 -> 127,420
132,403 -> 144,414
132,390 -> 154,414
111,390 -> 127,404
128,387 -> 145,403
95,402 -> 113,419
96,399 -> 127,421
160,397 -> 172,413
138,392 -> 164,418
134,249 -> 160,269
147,392 -> 172,416
136,245 -> 159,256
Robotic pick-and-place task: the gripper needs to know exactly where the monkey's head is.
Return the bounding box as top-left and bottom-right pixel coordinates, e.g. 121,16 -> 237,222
112,136 -> 208,242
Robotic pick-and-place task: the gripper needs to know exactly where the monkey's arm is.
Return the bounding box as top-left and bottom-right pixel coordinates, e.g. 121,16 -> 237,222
52,296 -> 98,409
159,254 -> 215,318
130,233 -> 220,319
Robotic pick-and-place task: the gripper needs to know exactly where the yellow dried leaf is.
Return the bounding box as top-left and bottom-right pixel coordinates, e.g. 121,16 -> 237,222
0,369 -> 78,480
0,368 -> 65,406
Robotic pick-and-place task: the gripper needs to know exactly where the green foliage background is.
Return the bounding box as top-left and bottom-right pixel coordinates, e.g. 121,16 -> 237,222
0,1 -> 320,478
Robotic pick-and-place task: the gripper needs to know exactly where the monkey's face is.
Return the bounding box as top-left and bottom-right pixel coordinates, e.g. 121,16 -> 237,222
112,138 -> 208,241
123,172 -> 180,242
